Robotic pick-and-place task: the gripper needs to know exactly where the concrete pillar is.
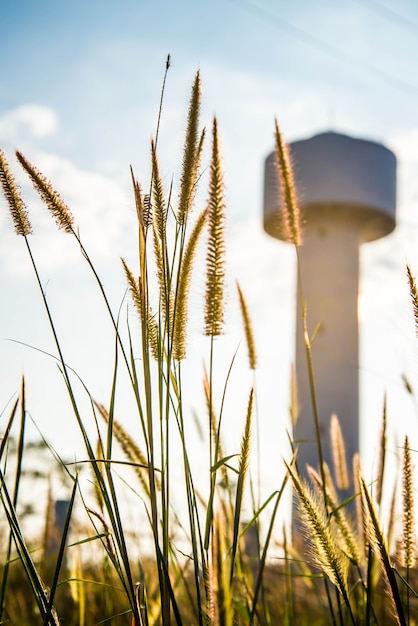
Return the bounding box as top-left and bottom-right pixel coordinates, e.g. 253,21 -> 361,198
263,131 -> 396,489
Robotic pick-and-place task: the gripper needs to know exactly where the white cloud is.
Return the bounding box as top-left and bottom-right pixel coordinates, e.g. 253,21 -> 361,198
0,147 -> 135,276
0,104 -> 59,141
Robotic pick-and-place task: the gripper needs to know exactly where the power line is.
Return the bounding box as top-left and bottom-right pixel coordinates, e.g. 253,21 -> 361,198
361,0 -> 418,36
228,0 -> 418,95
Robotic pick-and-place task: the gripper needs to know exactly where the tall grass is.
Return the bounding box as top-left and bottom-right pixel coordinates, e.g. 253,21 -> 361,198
0,62 -> 417,625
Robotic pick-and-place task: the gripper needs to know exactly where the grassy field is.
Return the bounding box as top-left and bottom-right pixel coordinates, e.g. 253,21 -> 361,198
0,61 -> 417,625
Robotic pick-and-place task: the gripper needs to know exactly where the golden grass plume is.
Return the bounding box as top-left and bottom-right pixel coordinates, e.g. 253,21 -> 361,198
0,149 -> 32,235
273,120 -> 302,246
330,413 -> 349,491
285,461 -> 349,595
307,463 -> 361,566
401,435 -> 416,569
122,258 -> 159,360
204,117 -> 226,337
172,208 -> 207,360
407,264 -> 418,338
177,71 -> 204,225
16,150 -> 74,232
236,281 -> 257,370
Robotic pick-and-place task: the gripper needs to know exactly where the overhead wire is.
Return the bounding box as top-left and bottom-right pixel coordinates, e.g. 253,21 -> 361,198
360,0 -> 418,35
227,0 -> 418,95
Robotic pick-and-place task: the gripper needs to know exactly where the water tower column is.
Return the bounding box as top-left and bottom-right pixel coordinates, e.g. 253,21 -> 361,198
263,131 -> 396,486
295,208 -> 361,477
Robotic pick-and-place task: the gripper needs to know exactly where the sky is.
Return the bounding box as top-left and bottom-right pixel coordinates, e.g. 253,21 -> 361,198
2,0 -> 418,523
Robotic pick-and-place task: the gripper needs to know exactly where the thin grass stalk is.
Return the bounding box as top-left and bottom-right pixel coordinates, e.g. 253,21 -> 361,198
43,478 -> 78,625
359,473 -> 406,626
14,153 -> 161,581
205,337 -> 216,553
20,236 -> 141,622
249,479 -> 290,625
154,54 -> 171,151
0,469 -> 60,624
129,163 -> 167,619
296,253 -> 328,498
213,517 -> 234,626
172,369 -> 208,624
283,526 -> 294,626
96,403 -> 154,496
106,327 -> 119,461
230,388 -> 254,584
15,152 -> 152,436
136,236 -> 169,624
204,347 -> 239,551
0,391 -> 23,620
0,399 -> 19,464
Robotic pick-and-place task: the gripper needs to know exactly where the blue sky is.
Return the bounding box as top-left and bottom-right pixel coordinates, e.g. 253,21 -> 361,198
2,0 -> 418,512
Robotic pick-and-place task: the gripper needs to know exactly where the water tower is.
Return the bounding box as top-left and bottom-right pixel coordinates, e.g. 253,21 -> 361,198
263,131 -> 396,487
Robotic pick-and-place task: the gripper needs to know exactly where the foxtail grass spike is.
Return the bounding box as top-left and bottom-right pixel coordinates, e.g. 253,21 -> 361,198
274,120 -> 302,246
401,436 -> 416,569
0,149 -> 32,235
16,151 -> 74,232
130,166 -> 152,232
122,258 -> 159,359
407,264 -> 418,337
204,117 -> 226,337
236,282 -> 257,370
173,208 -> 207,360
330,413 -> 349,491
308,463 -> 361,566
151,141 -> 167,243
285,461 -> 349,597
178,71 -> 202,225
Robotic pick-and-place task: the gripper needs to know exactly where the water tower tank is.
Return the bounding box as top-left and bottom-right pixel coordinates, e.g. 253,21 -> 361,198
263,131 -> 396,487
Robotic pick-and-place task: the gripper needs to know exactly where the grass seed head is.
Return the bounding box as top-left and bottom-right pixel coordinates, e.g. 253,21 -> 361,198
204,117 -> 226,337
274,120 -> 302,246
330,413 -> 349,491
236,281 -> 257,370
16,150 -> 74,232
401,435 -> 416,569
0,149 -> 32,235
407,264 -> 418,338
178,70 -> 202,225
